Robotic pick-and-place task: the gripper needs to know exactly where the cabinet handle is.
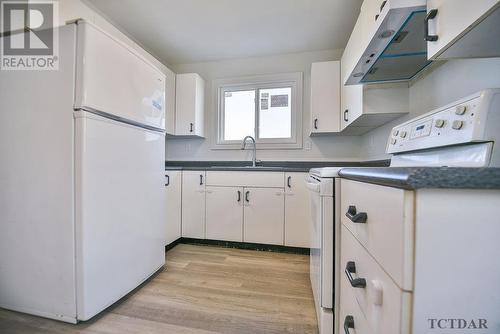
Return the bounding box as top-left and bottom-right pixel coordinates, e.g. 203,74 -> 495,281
344,315 -> 355,334
199,174 -> 203,185
314,118 -> 318,129
425,9 -> 439,42
237,190 -> 241,202
380,0 -> 387,12
346,205 -> 367,224
287,176 -> 292,188
165,174 -> 170,187
345,261 -> 367,288
375,14 -> 379,21
343,109 -> 349,122
190,123 -> 194,132
245,191 -> 250,203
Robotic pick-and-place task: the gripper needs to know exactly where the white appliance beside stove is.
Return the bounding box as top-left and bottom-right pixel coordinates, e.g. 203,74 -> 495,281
305,167 -> 343,334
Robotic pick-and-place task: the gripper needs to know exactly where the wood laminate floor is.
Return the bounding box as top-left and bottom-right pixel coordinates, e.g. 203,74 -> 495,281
0,244 -> 318,334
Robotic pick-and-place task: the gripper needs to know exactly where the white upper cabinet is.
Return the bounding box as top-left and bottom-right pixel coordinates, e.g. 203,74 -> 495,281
75,21 -> 166,130
175,73 -> 205,137
340,72 -> 364,131
426,0 -> 500,59
310,61 -> 341,134
340,80 -> 409,135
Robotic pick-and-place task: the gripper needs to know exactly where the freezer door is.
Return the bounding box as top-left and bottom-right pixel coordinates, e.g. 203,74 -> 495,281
75,21 -> 166,130
74,111 -> 166,321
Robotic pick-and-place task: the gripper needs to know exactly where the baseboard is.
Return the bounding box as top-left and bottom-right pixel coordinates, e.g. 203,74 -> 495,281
166,238 -> 309,255
165,238 -> 182,252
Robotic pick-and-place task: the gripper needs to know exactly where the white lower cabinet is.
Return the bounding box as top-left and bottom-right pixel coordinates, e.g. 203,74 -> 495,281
339,179 -> 500,333
176,170 -> 310,247
165,170 -> 182,245
243,187 -> 285,245
284,172 -> 310,247
181,171 -> 206,238
206,186 -> 244,242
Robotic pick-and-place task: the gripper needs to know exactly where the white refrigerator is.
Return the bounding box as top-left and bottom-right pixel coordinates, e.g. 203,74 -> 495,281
0,21 -> 166,323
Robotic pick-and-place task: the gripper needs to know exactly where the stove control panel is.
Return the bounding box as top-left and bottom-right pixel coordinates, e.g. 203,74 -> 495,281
386,89 -> 500,154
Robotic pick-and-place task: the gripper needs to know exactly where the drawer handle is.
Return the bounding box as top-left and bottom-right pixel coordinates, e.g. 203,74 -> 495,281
344,315 -> 355,334
346,205 -> 367,224
345,261 -> 367,288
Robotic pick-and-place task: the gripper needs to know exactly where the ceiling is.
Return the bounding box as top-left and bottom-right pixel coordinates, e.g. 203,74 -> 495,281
86,0 -> 363,65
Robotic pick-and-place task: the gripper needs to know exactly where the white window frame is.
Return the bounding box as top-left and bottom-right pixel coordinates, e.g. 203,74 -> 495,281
212,72 -> 303,150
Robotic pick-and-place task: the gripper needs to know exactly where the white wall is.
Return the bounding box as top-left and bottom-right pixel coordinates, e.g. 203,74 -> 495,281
166,50 -> 366,162
59,0 -> 171,72
361,58 -> 500,160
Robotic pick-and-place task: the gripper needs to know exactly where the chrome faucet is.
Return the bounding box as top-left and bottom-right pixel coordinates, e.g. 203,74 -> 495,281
241,136 -> 257,167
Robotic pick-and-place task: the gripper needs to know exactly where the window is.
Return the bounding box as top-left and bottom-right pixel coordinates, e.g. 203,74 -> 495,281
214,72 -> 303,149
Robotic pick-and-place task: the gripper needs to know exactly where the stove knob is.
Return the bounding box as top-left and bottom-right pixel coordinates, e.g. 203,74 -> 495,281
390,138 -> 397,145
455,105 -> 467,115
400,131 -> 407,138
393,130 -> 399,136
435,119 -> 445,128
452,120 -> 464,130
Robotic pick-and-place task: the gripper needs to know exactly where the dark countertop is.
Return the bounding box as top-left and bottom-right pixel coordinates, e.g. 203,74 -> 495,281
165,160 -> 390,173
338,167 -> 500,190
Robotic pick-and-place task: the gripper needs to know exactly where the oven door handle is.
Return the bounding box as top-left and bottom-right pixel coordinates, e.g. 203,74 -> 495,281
305,176 -> 321,193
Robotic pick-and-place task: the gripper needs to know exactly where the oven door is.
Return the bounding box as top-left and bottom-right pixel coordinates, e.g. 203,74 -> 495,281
306,176 -> 333,310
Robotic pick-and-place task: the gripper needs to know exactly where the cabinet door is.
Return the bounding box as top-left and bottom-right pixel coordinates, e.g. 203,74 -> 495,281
340,83 -> 363,130
284,173 -> 310,248
206,187 -> 244,242
244,188 -> 285,245
165,171 -> 182,245
310,61 -> 341,134
181,171 -> 206,238
427,0 -> 500,59
175,73 -> 205,137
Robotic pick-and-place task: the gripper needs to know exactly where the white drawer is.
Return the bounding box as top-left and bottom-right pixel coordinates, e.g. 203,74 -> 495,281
206,171 -> 284,188
340,179 -> 414,290
341,225 -> 412,334
339,265 -> 371,334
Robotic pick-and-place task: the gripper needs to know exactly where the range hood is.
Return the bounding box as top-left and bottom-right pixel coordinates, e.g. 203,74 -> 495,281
346,0 -> 430,85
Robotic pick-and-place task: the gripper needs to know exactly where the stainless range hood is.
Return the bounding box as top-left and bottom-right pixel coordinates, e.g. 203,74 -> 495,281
346,1 -> 430,85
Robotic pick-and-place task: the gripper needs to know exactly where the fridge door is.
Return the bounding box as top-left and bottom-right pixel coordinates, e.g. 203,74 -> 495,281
74,111 -> 166,321
75,21 -> 166,130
